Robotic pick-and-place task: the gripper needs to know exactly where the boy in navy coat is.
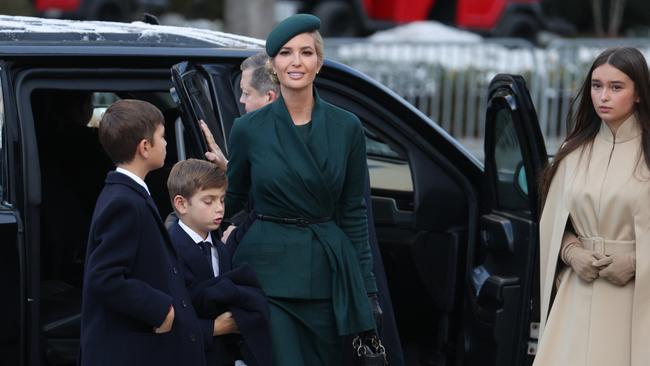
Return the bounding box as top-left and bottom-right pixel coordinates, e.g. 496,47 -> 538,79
167,159 -> 271,366
81,100 -> 216,366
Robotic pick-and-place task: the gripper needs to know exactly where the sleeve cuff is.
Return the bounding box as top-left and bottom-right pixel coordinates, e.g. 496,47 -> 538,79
199,318 -> 216,350
146,294 -> 173,327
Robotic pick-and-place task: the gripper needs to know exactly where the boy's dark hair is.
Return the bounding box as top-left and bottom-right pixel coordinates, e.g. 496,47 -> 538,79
98,99 -> 164,164
167,158 -> 227,204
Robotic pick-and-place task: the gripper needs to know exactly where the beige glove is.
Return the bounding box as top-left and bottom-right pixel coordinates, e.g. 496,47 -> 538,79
593,253 -> 636,286
560,232 -> 605,282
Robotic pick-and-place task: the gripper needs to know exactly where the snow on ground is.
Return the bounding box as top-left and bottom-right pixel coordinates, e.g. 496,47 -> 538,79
334,21 -> 543,73
335,21 -> 650,73
369,21 -> 483,43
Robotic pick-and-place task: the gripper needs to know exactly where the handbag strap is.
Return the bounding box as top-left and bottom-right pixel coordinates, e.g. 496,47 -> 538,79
353,333 -> 387,357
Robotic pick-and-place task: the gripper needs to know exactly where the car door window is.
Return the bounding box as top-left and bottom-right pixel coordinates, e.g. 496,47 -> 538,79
365,127 -> 413,197
171,63 -> 228,159
493,108 -> 528,211
0,78 -> 4,201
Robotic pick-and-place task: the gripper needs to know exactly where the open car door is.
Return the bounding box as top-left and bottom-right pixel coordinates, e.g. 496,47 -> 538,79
170,61 -> 240,159
0,66 -> 24,365
0,204 -> 22,365
463,74 -> 548,366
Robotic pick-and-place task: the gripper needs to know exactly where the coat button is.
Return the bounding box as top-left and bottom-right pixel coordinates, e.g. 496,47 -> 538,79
190,334 -> 197,342
172,267 -> 179,275
181,300 -> 188,308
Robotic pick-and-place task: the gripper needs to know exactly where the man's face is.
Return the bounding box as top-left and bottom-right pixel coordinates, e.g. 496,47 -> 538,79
239,68 -> 271,113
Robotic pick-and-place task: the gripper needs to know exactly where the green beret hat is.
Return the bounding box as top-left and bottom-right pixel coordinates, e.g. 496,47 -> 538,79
266,14 -> 321,57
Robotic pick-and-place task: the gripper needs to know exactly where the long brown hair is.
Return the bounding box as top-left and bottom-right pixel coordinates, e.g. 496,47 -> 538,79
539,47 -> 650,211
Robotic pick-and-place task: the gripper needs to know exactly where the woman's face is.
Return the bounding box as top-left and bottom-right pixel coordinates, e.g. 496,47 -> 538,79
591,63 -> 639,126
272,32 -> 321,92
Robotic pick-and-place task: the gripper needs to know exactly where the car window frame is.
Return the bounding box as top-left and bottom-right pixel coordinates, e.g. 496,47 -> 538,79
0,66 -> 6,203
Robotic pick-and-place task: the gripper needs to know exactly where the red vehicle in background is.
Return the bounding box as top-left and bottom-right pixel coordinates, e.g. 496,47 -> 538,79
298,0 -> 557,40
32,0 -> 167,21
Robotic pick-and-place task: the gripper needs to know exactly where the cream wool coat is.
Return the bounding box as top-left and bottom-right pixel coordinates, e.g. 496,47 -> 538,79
535,114 -> 650,366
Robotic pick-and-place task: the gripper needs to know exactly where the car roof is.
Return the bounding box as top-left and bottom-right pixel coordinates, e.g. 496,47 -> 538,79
0,15 -> 265,53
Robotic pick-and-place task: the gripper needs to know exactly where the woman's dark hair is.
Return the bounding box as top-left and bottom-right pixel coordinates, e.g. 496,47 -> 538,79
539,47 -> 650,210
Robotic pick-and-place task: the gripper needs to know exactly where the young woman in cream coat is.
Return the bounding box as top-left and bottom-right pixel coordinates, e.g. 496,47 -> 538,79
535,47 -> 650,366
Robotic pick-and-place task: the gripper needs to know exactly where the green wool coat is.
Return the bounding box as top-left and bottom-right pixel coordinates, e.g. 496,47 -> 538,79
225,90 -> 377,335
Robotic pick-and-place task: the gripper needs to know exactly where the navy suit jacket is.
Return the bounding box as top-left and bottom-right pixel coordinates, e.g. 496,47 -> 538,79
169,222 -> 272,366
168,221 -> 232,366
80,171 -> 212,366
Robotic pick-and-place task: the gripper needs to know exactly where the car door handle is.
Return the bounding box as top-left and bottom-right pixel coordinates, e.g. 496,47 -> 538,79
480,214 -> 514,253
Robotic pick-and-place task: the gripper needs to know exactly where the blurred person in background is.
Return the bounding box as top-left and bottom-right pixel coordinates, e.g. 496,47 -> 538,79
239,52 -> 280,113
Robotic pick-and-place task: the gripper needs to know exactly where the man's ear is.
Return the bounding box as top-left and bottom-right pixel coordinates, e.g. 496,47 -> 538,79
172,195 -> 188,215
267,90 -> 278,103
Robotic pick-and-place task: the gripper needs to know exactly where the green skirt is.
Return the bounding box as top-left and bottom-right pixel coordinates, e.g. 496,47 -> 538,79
268,298 -> 345,366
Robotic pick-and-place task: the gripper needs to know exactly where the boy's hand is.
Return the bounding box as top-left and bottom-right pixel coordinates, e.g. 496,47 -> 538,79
200,120 -> 228,171
221,225 -> 237,243
213,311 -> 239,336
154,305 -> 175,334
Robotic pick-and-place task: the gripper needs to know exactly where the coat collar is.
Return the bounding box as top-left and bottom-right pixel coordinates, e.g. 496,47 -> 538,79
270,89 -> 335,215
106,170 -> 151,201
105,171 -> 177,257
115,167 -> 150,195
271,88 -> 326,143
598,113 -> 642,143
169,221 -> 215,279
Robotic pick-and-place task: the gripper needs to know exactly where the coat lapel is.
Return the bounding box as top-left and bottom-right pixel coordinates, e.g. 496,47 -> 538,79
170,223 -> 214,280
106,172 -> 179,258
271,91 -> 334,215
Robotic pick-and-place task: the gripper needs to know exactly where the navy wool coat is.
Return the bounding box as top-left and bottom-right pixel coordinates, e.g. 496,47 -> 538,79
169,222 -> 272,366
80,172 -> 211,366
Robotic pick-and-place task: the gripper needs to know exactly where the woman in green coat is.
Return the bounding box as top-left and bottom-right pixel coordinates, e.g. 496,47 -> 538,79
225,14 -> 379,365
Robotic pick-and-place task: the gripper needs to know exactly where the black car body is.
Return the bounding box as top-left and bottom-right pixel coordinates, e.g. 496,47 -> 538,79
0,15 -> 548,366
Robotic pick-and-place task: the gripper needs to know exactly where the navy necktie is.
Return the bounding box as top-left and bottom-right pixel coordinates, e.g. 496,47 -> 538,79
199,241 -> 214,274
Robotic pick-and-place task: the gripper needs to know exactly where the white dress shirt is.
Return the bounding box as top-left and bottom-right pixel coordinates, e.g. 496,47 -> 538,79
178,219 -> 220,277
115,167 -> 150,195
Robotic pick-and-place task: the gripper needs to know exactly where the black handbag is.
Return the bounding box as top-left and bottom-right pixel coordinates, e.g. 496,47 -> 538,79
352,331 -> 388,366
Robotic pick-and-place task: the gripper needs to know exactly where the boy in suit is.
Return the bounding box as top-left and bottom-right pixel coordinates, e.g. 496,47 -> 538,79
167,159 -> 271,366
80,100 -> 218,366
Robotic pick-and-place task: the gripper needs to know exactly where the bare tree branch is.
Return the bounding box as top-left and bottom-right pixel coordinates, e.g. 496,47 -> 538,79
224,0 -> 275,39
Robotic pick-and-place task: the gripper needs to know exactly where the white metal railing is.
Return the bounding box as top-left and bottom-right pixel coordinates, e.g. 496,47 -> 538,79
326,38 -> 650,155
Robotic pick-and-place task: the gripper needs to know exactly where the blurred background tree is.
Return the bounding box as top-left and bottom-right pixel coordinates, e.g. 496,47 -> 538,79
168,0 -> 222,20
224,0 -> 274,38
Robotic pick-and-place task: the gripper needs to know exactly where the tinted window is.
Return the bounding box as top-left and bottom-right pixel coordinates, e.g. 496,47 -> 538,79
365,128 -> 413,195
493,108 -> 528,210
0,78 -> 4,201
89,92 -> 120,127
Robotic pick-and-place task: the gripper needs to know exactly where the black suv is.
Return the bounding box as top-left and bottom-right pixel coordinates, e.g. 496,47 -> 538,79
0,15 -> 548,366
